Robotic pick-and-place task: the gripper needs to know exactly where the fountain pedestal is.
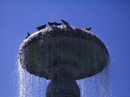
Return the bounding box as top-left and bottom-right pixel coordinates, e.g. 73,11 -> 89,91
46,72 -> 80,97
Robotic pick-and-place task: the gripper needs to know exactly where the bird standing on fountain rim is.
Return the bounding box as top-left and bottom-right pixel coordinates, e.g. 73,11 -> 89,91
36,24 -> 46,31
85,27 -> 91,31
61,19 -> 72,31
25,32 -> 30,39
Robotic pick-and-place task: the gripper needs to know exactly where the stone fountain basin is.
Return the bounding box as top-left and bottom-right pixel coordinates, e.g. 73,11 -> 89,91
18,26 -> 109,80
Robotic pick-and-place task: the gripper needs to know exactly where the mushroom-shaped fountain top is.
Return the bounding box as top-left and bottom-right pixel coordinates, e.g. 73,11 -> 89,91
18,25 -> 109,80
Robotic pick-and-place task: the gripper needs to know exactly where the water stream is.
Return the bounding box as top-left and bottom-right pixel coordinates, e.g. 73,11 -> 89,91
18,61 -> 110,97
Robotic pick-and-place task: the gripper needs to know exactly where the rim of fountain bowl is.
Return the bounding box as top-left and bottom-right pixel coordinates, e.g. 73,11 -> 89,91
18,25 -> 109,79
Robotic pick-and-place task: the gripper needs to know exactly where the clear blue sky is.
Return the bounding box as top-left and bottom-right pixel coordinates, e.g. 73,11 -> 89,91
0,0 -> 130,97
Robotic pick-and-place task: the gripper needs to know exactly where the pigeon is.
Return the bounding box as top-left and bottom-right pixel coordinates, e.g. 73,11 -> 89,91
48,22 -> 55,27
25,32 -> 30,39
36,24 -> 46,31
61,19 -> 72,31
61,19 -> 69,26
85,27 -> 91,31
54,22 -> 62,26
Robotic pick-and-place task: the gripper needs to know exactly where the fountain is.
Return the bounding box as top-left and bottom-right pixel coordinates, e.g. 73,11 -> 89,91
18,25 -> 109,97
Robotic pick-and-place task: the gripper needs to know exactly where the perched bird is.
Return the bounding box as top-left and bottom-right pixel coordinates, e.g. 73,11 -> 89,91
61,19 -> 72,32
25,32 -> 30,39
36,24 -> 46,31
54,22 -> 62,26
85,27 -> 91,31
61,19 -> 69,26
48,22 -> 55,27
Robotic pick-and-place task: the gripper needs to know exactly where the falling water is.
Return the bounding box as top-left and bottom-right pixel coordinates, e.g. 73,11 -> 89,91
18,63 -> 48,97
77,65 -> 110,97
18,63 -> 110,97
18,26 -> 111,97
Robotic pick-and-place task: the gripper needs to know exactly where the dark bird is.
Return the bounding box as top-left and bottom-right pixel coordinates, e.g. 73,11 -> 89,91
54,22 -> 62,26
36,24 -> 46,31
61,19 -> 69,26
61,19 -> 72,32
48,22 -> 55,27
85,27 -> 92,31
25,32 -> 30,39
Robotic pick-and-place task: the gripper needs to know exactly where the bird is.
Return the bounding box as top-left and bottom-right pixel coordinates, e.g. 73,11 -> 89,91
25,32 -> 30,39
85,27 -> 92,31
61,19 -> 72,32
54,22 -> 62,26
48,22 -> 55,27
61,19 -> 69,26
36,24 -> 46,31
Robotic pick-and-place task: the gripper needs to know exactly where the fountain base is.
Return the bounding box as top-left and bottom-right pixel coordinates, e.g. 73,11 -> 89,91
46,73 -> 80,97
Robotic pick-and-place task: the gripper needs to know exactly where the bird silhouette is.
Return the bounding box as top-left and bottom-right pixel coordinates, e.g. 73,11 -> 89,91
36,24 -> 46,31
85,27 -> 91,31
61,19 -> 72,32
61,19 -> 69,26
54,22 -> 62,26
25,32 -> 30,39
48,22 -> 55,27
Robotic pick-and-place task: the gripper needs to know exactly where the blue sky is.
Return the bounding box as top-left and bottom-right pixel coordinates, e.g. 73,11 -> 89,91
0,0 -> 130,97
